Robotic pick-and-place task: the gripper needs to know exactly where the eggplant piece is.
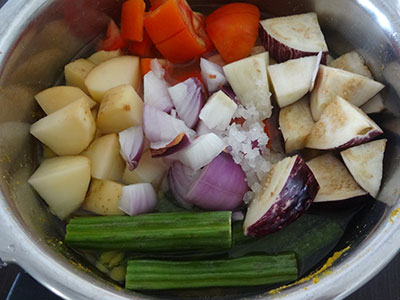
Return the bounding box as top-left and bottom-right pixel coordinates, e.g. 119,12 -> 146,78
279,96 -> 315,153
306,96 -> 383,150
268,55 -> 321,108
340,139 -> 387,198
310,65 -> 384,121
360,94 -> 386,114
259,13 -> 328,64
307,153 -> 367,203
329,51 -> 373,79
223,52 -> 272,118
244,155 -> 319,237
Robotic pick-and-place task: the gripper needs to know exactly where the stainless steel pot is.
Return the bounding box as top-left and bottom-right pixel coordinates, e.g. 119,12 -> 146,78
0,0 -> 399,299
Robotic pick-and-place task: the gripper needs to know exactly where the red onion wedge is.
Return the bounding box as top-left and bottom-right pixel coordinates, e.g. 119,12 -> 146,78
168,77 -> 205,128
144,70 -> 174,113
259,13 -> 328,64
150,132 -> 191,158
119,126 -> 145,171
118,183 -> 158,216
177,133 -> 226,170
200,58 -> 227,93
143,104 -> 196,147
186,152 -> 248,210
168,161 -> 200,209
199,90 -> 238,131
150,58 -> 166,78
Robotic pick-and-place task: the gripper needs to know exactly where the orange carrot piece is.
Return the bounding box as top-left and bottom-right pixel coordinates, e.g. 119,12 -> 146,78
128,30 -> 157,57
144,0 -> 193,45
205,3 -> 260,25
155,27 -> 206,63
121,0 -> 146,41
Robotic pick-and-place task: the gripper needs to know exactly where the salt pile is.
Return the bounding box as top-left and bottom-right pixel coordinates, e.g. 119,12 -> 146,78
220,105 -> 283,203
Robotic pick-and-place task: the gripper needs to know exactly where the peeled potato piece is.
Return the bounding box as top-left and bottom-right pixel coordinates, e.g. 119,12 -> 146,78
28,156 -> 91,220
83,178 -> 124,216
87,49 -> 122,65
96,84 -> 144,134
34,86 -> 97,114
30,98 -> 96,156
82,133 -> 125,181
85,55 -> 141,102
64,58 -> 96,94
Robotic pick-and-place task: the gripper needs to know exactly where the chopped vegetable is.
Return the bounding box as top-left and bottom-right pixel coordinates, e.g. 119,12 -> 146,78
87,49 -> 122,65
340,139 -> 387,198
99,20 -> 127,51
306,153 -> 367,203
121,0 -> 146,41
310,65 -> 384,121
259,13 -> 328,63
306,96 -> 383,150
65,211 -> 232,251
144,0 -> 208,62
199,90 -> 237,131
143,70 -> 174,112
127,30 -> 157,57
64,59 -> 95,94
119,126 -> 145,171
82,133 -> 125,181
118,183 -> 158,215
329,51 -> 373,79
177,132 -> 226,170
126,253 -> 298,290
206,3 -> 260,63
28,156 -> 91,220
244,155 -> 319,237
200,57 -> 227,93
140,58 -> 167,76
30,98 -> 96,156
186,152 -> 248,210
83,179 -> 125,215
168,77 -> 205,128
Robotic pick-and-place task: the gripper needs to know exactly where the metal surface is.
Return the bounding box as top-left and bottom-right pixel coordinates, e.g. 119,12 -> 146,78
0,0 -> 399,300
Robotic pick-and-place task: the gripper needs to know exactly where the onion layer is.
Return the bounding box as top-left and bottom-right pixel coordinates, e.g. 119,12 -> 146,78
186,152 -> 248,210
118,183 -> 158,216
200,58 -> 227,93
144,70 -> 174,113
168,77 -> 205,128
119,126 -> 145,171
177,133 -> 226,170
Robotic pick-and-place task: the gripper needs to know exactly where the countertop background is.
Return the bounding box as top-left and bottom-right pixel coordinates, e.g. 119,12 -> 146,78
0,0 -> 398,299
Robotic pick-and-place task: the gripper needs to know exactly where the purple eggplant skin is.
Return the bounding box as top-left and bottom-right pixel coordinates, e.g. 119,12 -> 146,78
337,130 -> 383,150
258,24 -> 328,64
246,156 -> 320,237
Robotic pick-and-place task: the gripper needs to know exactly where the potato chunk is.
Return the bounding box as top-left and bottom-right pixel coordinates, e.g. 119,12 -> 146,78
96,84 -> 144,134
34,86 -> 97,114
122,150 -> 168,189
85,55 -> 141,102
82,133 -> 125,181
87,49 -> 122,65
65,58 -> 96,94
83,178 -> 124,216
28,156 -> 91,220
30,98 -> 96,155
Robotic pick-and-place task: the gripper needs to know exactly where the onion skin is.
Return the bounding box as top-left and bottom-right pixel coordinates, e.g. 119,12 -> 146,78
245,156 -> 319,237
259,24 -> 328,64
150,133 -> 191,158
186,152 -> 248,211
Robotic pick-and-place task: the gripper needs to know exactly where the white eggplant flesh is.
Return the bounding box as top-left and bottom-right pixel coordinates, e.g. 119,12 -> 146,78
329,51 -> 373,79
306,96 -> 383,150
310,65 -> 384,121
223,52 -> 272,118
244,155 -> 319,237
307,153 -> 367,202
341,139 -> 387,198
279,96 -> 314,153
259,13 -> 328,63
268,55 -> 320,107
